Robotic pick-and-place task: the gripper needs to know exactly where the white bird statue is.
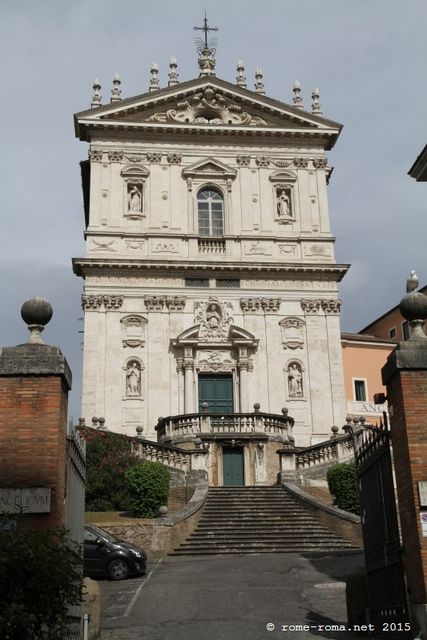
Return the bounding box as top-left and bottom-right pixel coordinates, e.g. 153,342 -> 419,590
406,270 -> 419,293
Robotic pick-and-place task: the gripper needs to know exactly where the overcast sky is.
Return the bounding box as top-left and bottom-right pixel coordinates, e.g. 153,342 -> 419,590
0,0 -> 426,423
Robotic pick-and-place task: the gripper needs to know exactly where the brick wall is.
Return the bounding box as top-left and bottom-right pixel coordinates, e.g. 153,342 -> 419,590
0,343 -> 71,530
385,368 -> 427,604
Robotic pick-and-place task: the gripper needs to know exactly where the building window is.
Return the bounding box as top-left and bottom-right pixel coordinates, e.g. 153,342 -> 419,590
197,188 -> 224,236
354,379 -> 367,402
216,279 -> 240,288
402,321 -> 411,340
185,278 -> 210,288
389,327 -> 397,339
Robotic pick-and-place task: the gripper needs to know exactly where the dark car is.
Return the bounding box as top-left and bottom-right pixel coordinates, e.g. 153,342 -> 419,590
84,524 -> 147,580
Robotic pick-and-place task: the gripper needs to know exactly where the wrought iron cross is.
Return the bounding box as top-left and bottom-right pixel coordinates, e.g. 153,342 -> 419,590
193,12 -> 218,49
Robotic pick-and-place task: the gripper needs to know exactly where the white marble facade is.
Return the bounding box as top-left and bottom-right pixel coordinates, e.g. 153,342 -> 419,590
74,72 -> 348,447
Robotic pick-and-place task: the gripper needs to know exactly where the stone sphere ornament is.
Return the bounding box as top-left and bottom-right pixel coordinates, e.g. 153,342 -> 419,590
158,505 -> 168,517
21,297 -> 53,344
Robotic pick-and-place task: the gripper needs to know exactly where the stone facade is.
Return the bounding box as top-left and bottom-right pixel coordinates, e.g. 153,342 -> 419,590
73,67 -> 348,457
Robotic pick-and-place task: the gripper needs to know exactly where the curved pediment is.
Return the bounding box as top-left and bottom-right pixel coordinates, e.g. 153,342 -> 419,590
172,323 -> 258,348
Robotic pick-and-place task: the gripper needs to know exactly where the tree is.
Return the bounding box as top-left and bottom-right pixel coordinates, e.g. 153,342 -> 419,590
84,430 -> 139,511
0,522 -> 82,639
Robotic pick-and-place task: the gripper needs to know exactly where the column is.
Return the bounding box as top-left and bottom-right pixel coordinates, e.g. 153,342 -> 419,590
183,349 -> 194,413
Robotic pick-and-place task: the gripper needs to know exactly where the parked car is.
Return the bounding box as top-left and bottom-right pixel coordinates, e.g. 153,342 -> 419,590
84,524 -> 147,580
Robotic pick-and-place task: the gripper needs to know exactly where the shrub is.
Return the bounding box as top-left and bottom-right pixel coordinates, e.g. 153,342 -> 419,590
125,462 -> 170,518
327,462 -> 360,515
84,430 -> 139,512
0,522 -> 82,639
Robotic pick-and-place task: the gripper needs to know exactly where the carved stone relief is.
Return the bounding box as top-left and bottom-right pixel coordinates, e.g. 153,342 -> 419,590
124,154 -> 144,163
145,152 -> 162,164
236,155 -> 251,167
300,299 -> 322,314
312,158 -> 328,169
165,297 -> 186,311
321,299 -> 342,314
240,298 -> 281,313
293,157 -> 309,169
90,239 -> 117,252
82,294 -> 123,310
255,157 -> 270,167
125,239 -> 145,251
195,297 -> 234,342
303,244 -> 332,257
196,350 -> 235,372
279,317 -> 305,349
166,153 -> 182,164
108,151 -> 124,162
244,242 -> 272,256
125,359 -> 143,397
89,150 -> 103,161
144,296 -> 166,311
121,315 -> 147,348
151,241 -> 179,254
277,243 -> 298,256
148,88 -> 267,126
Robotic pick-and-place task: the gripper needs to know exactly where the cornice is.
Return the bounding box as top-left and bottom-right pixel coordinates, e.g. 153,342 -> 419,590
83,230 -> 337,243
72,257 -> 349,281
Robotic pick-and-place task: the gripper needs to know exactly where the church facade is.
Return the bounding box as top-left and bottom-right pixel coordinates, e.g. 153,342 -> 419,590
73,41 -> 348,484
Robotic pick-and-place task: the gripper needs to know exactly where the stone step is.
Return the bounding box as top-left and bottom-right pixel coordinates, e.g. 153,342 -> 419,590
171,486 -> 358,557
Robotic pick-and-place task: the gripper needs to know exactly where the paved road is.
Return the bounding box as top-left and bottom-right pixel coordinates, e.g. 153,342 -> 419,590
100,551 -> 367,640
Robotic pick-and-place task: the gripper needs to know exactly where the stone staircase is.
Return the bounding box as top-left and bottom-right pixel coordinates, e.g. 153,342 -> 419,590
171,486 -> 358,556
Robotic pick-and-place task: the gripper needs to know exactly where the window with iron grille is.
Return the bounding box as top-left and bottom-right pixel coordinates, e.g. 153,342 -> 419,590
197,188 -> 224,236
185,278 -> 210,288
216,279 -> 240,288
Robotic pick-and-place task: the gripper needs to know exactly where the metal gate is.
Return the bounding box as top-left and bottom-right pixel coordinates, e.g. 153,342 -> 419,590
355,415 -> 409,627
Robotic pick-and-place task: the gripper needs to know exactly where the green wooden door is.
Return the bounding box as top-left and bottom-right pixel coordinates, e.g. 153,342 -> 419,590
198,374 -> 233,414
223,448 -> 244,486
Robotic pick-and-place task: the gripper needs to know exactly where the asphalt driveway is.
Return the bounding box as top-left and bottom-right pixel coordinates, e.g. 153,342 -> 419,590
99,550 -> 370,640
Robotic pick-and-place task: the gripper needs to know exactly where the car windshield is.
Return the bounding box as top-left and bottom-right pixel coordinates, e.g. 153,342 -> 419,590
87,524 -> 118,544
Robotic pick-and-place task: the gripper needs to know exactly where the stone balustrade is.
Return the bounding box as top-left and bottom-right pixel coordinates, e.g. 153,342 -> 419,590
131,438 -> 192,471
295,434 -> 353,470
156,410 -> 294,445
198,238 -> 226,254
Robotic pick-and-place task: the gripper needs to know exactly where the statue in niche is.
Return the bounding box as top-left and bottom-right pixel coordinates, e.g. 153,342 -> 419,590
277,189 -> 291,218
128,185 -> 142,212
206,304 -> 221,329
126,361 -> 141,396
287,363 -> 303,397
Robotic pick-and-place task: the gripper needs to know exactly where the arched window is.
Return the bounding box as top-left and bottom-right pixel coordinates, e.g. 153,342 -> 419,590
197,188 -> 224,236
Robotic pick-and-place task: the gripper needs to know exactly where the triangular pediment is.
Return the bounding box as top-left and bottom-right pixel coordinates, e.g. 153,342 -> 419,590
75,77 -> 342,145
182,157 -> 237,179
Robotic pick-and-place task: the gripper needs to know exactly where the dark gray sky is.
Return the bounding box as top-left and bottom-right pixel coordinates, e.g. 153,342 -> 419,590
1,0 -> 426,423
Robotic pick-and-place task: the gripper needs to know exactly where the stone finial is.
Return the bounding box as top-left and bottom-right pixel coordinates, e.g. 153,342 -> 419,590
254,67 -> 265,94
110,73 -> 122,103
168,57 -> 179,86
21,297 -> 53,345
311,88 -> 322,114
236,60 -> 246,88
78,418 -> 86,427
91,417 -> 99,427
400,271 -> 427,340
293,81 -> 304,109
331,425 -> 339,439
136,425 -> 143,437
98,417 -> 106,430
253,402 -> 261,413
201,401 -> 209,413
91,79 -> 102,108
149,63 -> 160,92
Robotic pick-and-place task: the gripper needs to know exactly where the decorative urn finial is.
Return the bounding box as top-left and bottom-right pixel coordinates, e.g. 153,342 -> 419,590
110,73 -> 122,103
168,57 -> 179,86
149,63 -> 160,92
400,271 -> 427,340
293,81 -> 304,109
21,297 -> 53,345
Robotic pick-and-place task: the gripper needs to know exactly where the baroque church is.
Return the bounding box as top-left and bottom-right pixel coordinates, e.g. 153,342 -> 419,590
73,22 -> 349,485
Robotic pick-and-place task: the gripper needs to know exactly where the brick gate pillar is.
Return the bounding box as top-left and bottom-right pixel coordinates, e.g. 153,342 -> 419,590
0,297 -> 72,529
381,277 -> 427,637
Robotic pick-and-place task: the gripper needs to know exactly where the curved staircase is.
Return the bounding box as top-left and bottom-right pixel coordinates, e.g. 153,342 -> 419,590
171,486 -> 358,556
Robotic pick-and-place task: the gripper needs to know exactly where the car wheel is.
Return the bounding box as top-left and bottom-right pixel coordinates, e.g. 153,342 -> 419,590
107,558 -> 130,581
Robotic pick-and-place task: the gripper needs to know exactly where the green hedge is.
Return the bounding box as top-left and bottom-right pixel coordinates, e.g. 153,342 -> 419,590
326,462 -> 360,515
125,462 -> 170,518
